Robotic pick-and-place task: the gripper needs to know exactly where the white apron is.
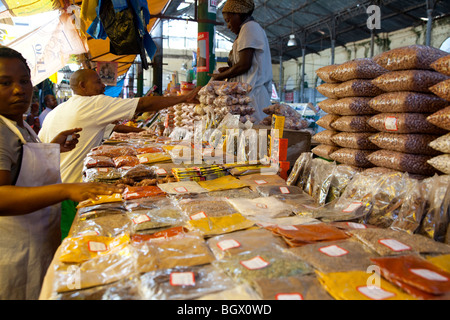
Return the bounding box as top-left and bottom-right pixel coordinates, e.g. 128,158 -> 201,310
0,115 -> 61,300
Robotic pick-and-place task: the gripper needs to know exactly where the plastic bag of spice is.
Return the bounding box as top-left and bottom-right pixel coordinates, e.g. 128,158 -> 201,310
330,148 -> 374,168
372,70 -> 449,93
330,58 -> 388,81
369,132 -> 442,156
122,185 -> 165,200
256,185 -> 305,197
316,270 -> 416,300
290,239 -> 374,273
71,213 -> 132,238
237,173 -> 287,191
316,83 -> 340,99
84,155 -> 115,169
251,274 -> 333,300
88,145 -> 137,158
53,244 -> 137,294
426,106 -> 450,130
127,207 -> 185,233
289,152 -> 313,188
307,158 -> 336,205
431,55 -> 450,76
227,196 -> 294,219
311,144 -> 340,160
333,79 -> 384,98
197,174 -> 248,191
427,154 -> 450,175
83,167 -> 122,183
368,91 -> 449,113
187,212 -> 255,237
139,264 -> 236,300
368,113 -> 446,134
156,181 -> 208,194
208,187 -> 259,199
429,133 -> 450,153
331,132 -> 378,150
134,232 -> 215,273
120,164 -> 156,181
371,255 -> 450,297
331,115 -> 377,133
316,64 -> 341,83
177,196 -> 237,219
332,97 -> 378,115
350,228 -> 450,256
373,45 -> 449,71
367,150 -> 437,176
206,228 -> 287,260
213,248 -> 313,284
326,164 -> 363,203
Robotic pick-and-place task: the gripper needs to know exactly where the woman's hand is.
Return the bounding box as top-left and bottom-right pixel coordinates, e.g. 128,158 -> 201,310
65,182 -> 124,203
51,128 -> 82,153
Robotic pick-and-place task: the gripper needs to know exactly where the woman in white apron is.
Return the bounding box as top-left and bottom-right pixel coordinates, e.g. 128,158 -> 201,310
210,0 -> 273,124
0,47 -> 123,299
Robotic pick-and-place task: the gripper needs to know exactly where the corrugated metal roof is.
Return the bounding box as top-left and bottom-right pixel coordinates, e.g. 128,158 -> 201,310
164,0 -> 450,63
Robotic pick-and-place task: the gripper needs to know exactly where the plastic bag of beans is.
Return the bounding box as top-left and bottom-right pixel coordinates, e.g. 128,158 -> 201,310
311,144 -> 340,160
368,132 -> 441,156
429,133 -> 450,153
316,114 -> 340,130
429,79 -> 450,102
369,91 -> 449,113
431,55 -> 450,76
334,79 -> 384,98
313,130 -> 338,146
331,132 -> 378,150
368,113 -> 447,134
329,148 -> 374,168
330,58 -> 388,81
317,99 -> 338,114
426,106 -> 450,131
373,45 -> 449,71
332,97 -> 378,115
316,83 -> 339,98
372,70 -> 449,93
330,115 -> 378,133
427,154 -> 450,174
316,65 -> 341,83
367,150 -> 437,175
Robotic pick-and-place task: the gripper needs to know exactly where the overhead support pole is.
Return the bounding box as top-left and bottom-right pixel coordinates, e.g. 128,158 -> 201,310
425,0 -> 434,46
197,0 -> 217,86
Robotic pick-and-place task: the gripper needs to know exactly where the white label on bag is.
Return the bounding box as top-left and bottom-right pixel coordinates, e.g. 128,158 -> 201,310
256,203 -> 268,209
346,222 -> 367,229
139,157 -> 149,163
278,225 -> 298,231
384,117 -> 398,131
217,239 -> 241,251
254,179 -> 268,185
409,268 -> 449,281
319,245 -> 348,257
357,286 -> 396,300
133,214 -> 151,224
98,168 -> 109,172
342,202 -> 362,212
170,272 -> 195,286
174,186 -> 188,193
88,241 -> 108,252
279,187 -> 290,194
275,293 -> 304,300
378,239 -> 411,252
78,230 -> 99,236
155,168 -> 167,175
190,211 -> 207,220
240,256 -> 270,270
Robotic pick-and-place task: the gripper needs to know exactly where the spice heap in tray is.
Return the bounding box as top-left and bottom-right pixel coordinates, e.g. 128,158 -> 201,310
41,115 -> 450,300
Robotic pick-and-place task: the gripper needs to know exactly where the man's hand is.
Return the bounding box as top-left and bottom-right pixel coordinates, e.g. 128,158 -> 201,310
51,128 -> 82,153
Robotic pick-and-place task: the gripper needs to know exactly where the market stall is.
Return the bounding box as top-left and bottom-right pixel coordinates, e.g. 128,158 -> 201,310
39,50 -> 450,299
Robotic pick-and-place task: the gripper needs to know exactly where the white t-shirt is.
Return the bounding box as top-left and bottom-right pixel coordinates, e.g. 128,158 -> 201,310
38,94 -> 139,183
38,107 -> 53,127
230,20 -> 273,123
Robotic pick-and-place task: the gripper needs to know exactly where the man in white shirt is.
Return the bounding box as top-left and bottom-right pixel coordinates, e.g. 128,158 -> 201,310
38,94 -> 58,127
39,68 -> 200,184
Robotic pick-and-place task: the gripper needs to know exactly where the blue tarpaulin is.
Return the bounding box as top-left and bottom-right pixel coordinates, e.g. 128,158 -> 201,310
104,79 -> 125,97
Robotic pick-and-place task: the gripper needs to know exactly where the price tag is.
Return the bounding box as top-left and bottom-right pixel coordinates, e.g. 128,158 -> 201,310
88,241 -> 108,252
256,203 -> 268,209
357,286 -> 396,300
342,202 -> 362,213
254,180 -> 268,185
155,168 -> 167,175
384,117 -> 398,131
275,293 -> 304,300
409,269 -> 449,281
279,187 -> 290,194
346,222 -> 367,229
139,157 -> 149,163
319,245 -> 348,257
170,272 -> 195,286
217,239 -> 241,251
240,256 -> 270,270
190,211 -> 207,220
174,186 -> 188,193
132,214 -> 151,224
378,239 -> 411,252
278,225 -> 298,231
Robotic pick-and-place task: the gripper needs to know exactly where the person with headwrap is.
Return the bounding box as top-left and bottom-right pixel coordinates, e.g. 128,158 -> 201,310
210,0 -> 273,124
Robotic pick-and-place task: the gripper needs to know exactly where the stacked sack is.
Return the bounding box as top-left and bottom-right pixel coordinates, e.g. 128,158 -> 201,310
260,103 -> 310,130
427,55 -> 450,174
313,58 -> 386,168
198,81 -> 255,124
367,45 -> 450,176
